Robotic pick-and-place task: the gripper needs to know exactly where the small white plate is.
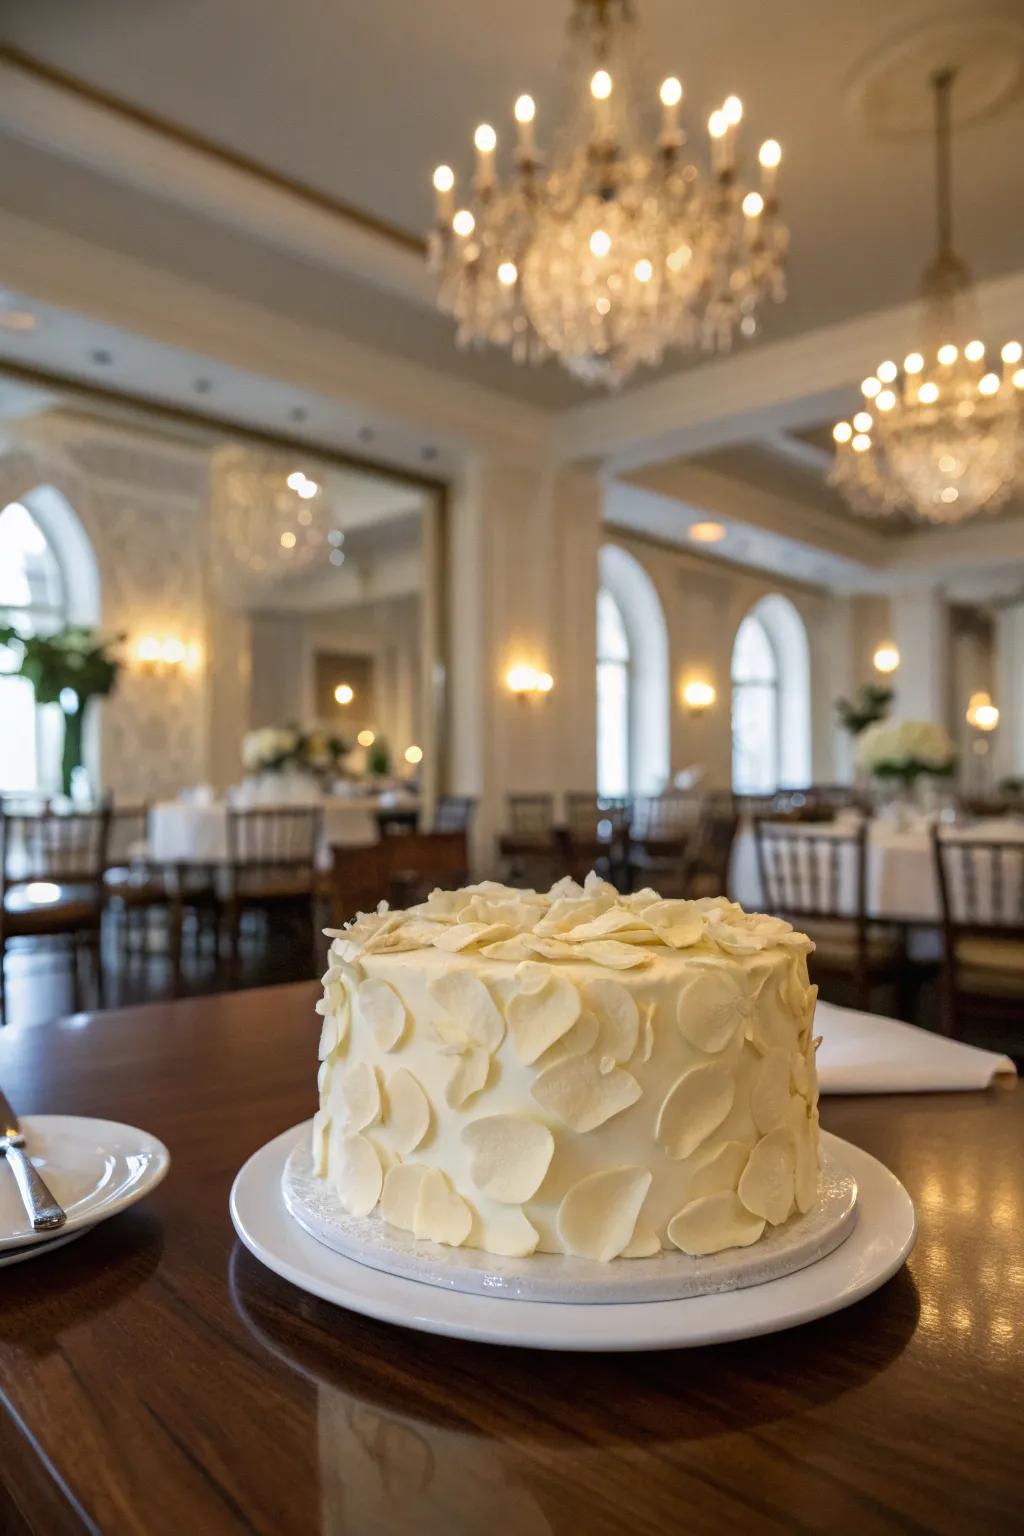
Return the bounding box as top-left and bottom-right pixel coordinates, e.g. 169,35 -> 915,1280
0,1116 -> 171,1250
230,1127 -> 915,1351
0,1225 -> 93,1268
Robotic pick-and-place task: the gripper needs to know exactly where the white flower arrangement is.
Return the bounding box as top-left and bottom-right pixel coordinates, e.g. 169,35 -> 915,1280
241,726 -> 300,774
855,718 -> 956,782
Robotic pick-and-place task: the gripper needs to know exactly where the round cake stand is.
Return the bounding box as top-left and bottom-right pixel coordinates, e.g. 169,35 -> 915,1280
229,1128 -> 916,1351
281,1129 -> 858,1304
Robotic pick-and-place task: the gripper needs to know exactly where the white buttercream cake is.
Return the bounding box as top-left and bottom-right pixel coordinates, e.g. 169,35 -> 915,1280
312,873 -> 820,1262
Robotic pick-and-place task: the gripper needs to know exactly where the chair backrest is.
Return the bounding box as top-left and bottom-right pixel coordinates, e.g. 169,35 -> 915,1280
434,795 -> 476,834
630,793 -> 701,843
753,817 -> 867,922
565,793 -> 631,841
506,793 -> 555,838
106,805 -> 150,867
0,808 -> 111,891
226,808 -> 320,870
329,841 -> 391,928
376,808 -> 419,838
932,828 -> 1024,935
385,830 -> 469,896
682,802 -> 739,898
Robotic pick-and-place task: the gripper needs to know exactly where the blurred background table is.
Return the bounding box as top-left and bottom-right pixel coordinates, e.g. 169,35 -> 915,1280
0,986 -> 1020,1535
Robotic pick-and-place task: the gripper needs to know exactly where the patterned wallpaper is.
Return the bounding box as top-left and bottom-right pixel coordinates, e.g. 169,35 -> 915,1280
0,415 -> 220,804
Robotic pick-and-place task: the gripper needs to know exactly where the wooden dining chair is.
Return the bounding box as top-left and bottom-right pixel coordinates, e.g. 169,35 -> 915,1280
0,805 -> 111,1022
626,793 -> 702,893
932,827 -> 1024,1038
223,807 -> 321,980
433,795 -> 476,834
681,796 -> 740,901
753,816 -> 903,1011
498,793 -> 558,886
560,793 -> 631,887
103,804 -> 171,960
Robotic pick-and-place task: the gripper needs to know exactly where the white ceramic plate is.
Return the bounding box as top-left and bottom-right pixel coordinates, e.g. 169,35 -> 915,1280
0,1225 -> 93,1267
230,1127 -> 915,1351
0,1116 -> 171,1250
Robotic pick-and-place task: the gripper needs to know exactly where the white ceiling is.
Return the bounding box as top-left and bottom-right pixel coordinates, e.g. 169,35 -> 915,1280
1,0 -> 1023,405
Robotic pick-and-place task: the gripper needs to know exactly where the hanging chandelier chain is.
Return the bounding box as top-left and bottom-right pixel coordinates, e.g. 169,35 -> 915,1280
932,66 -> 956,261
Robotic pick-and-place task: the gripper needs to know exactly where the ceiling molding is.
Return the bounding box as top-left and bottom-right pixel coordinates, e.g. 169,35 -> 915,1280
0,47 -> 433,309
0,206 -> 551,462
554,269 -> 1024,473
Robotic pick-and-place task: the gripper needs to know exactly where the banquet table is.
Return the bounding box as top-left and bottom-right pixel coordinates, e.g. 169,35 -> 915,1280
731,814 -> 1024,924
148,795 -> 407,865
0,988 -> 1020,1535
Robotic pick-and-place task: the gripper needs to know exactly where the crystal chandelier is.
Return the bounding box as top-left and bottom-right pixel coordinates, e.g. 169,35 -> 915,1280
831,69 -> 1022,524
427,0 -> 787,385
209,447 -> 345,597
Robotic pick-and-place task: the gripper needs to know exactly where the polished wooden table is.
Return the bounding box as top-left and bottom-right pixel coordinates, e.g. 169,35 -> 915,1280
0,985 -> 1020,1535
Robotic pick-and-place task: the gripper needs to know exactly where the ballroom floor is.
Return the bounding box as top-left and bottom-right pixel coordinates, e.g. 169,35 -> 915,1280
2,921 -> 1020,1069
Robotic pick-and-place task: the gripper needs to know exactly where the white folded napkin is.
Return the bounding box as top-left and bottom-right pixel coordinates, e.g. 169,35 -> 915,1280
815,1001 -> 1016,1094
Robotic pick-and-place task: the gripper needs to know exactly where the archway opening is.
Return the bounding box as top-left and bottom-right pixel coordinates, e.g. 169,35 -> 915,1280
731,593 -> 811,793
597,545 -> 670,796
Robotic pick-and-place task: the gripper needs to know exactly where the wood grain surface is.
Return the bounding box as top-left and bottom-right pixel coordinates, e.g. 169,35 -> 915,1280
0,984 -> 1020,1535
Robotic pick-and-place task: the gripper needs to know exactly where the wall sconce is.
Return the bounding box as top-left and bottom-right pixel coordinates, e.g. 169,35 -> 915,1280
966,691 -> 999,731
334,683 -> 355,706
682,679 -> 716,715
404,744 -> 424,765
135,635 -> 202,674
506,665 -> 554,701
357,729 -> 376,748
872,642 -> 900,675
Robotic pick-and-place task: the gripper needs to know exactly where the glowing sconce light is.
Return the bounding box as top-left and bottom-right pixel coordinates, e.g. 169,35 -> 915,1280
334,683 -> 355,706
966,692 -> 999,731
404,744 -> 424,765
135,635 -> 201,673
506,665 -> 554,701
872,642 -> 900,675
682,679 -> 716,714
357,729 -> 376,748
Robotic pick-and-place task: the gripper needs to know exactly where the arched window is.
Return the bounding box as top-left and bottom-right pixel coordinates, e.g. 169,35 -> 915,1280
731,594 -> 811,793
0,501 -> 67,791
597,545 -> 670,795
597,587 -> 630,797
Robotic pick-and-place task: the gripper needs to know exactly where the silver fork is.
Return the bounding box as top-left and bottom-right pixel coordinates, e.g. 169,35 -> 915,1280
0,1086 -> 66,1231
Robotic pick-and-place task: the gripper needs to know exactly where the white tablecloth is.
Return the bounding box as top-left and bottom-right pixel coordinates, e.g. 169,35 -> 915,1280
731,816 -> 1024,924
149,797 -> 395,866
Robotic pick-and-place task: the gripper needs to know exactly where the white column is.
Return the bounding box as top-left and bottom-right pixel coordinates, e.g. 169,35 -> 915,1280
994,603 -> 1024,781
891,589 -> 949,724
446,456 -> 601,871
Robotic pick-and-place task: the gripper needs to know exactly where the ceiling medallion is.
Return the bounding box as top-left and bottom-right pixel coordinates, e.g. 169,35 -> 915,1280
831,68 -> 1022,524
426,0 -> 787,386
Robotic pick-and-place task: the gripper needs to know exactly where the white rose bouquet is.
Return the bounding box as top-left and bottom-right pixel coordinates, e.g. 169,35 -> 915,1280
856,719 -> 956,784
241,726 -> 300,774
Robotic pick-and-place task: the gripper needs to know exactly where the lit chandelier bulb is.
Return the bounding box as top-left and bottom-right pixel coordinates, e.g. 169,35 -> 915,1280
833,421 -> 853,444
633,258 -> 653,282
473,123 -> 497,191
452,208 -> 475,237
758,139 -> 781,168
978,372 -> 1000,396
1002,340 -> 1022,365
433,164 -> 454,192
937,343 -> 958,365
852,433 -> 871,452
589,228 -> 612,258
742,191 -> 764,218
432,164 -> 455,220
708,109 -> 727,138
497,260 -> 518,286
722,95 -> 743,125
918,381 -> 939,404
1013,369 -> 1024,389
590,69 -> 613,100
659,76 -> 682,139
876,389 -> 896,411
659,76 -> 682,106
861,377 -> 881,398
904,352 -> 924,373
474,123 -> 497,153
877,360 -> 898,383
964,340 -> 985,362
514,94 -> 536,156
853,411 -> 873,432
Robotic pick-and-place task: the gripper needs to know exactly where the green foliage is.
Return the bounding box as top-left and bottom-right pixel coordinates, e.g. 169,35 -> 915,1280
835,683 -> 893,737
0,624 -> 122,706
367,738 -> 392,777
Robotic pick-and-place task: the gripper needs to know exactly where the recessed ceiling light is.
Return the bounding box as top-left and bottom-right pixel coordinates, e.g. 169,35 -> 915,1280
90,348 -> 113,366
0,308 -> 38,333
688,521 -> 726,544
